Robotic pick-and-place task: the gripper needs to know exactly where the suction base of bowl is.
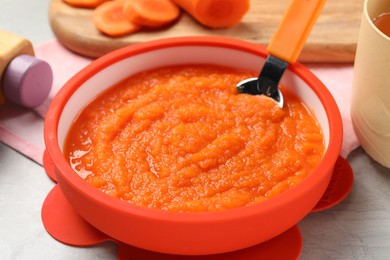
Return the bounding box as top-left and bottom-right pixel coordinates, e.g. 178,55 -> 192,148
41,185 -> 303,258
41,151 -> 353,258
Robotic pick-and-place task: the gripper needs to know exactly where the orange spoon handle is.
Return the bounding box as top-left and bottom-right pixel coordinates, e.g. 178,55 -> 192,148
267,0 -> 326,64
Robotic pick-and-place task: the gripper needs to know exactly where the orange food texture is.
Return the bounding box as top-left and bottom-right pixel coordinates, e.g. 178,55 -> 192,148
64,65 -> 325,212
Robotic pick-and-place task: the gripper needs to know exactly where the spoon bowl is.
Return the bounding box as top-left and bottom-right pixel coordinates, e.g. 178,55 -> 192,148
237,0 -> 327,107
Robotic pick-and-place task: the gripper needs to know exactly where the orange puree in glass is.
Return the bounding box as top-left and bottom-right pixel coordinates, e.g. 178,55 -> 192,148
64,65 -> 325,212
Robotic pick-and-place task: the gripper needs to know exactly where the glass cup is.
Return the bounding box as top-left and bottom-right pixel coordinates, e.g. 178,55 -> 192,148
351,0 -> 390,167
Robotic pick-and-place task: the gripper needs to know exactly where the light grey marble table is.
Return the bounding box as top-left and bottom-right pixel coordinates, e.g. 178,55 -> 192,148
1,1 -> 390,259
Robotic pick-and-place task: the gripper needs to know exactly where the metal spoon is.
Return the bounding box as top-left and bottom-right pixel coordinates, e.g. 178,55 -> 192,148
237,0 -> 327,107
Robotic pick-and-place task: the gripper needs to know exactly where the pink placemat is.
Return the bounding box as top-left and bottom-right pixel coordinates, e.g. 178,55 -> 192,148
0,39 -> 359,165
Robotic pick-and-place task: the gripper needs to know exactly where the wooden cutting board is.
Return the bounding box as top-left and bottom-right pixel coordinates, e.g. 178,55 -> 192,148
49,0 -> 364,62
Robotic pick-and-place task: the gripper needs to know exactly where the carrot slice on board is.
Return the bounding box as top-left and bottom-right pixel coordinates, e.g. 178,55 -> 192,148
93,1 -> 141,37
63,0 -> 111,8
171,0 -> 250,28
123,0 -> 180,28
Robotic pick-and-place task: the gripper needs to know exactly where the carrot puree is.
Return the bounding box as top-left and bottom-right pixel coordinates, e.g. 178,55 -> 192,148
64,65 -> 325,212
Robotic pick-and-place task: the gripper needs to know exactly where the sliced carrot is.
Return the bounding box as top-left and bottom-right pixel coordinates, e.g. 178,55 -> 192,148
123,0 -> 180,28
171,0 -> 250,28
63,0 -> 111,8
93,1 -> 141,37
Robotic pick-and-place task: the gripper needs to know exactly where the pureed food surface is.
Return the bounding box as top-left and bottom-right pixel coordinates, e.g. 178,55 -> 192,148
64,65 -> 325,212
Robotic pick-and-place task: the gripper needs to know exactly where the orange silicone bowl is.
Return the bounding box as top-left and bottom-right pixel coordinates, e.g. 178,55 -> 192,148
44,36 -> 342,255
